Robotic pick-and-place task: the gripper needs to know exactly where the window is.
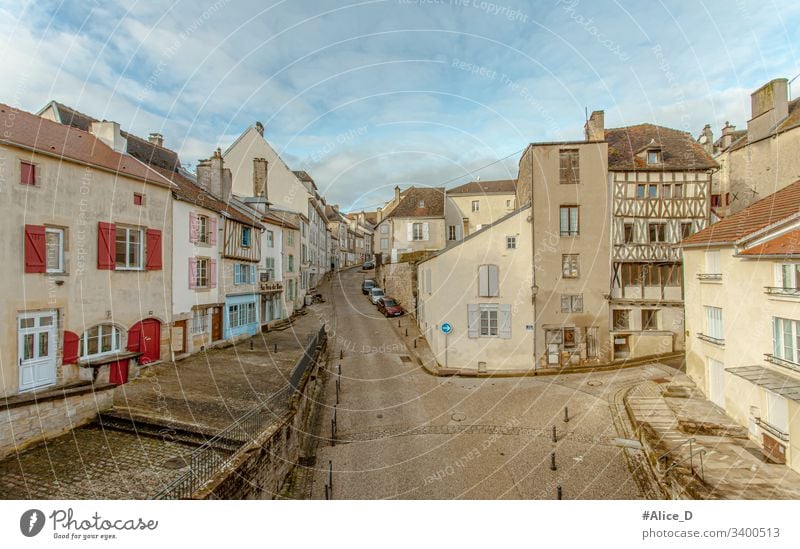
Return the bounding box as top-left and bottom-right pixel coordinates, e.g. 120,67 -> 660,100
705,306 -> 724,340
20,161 -> 36,185
563,327 -> 577,348
192,309 -> 208,334
133,193 -> 144,206
673,184 -> 683,199
561,294 -> 583,313
478,264 -> 499,297
506,199 -> 512,208
705,250 -> 721,275
636,184 -> 645,199
661,185 -> 671,199
288,231 -> 295,246
228,302 -> 257,329
647,150 -> 661,164
195,258 -> 209,287
266,230 -> 274,248
681,222 -> 693,239
287,255 -> 295,272
562,254 -> 579,278
80,324 -> 121,358
480,305 -> 498,337
648,184 -> 658,199
302,222 -> 307,237
613,310 -> 630,330
195,215 -> 208,244
711,194 -> 721,207
412,222 -> 424,241
264,257 -> 275,280
778,264 -> 800,289
506,236 -> 517,249
241,227 -> 251,248
234,263 -> 255,285
380,224 -> 389,234
773,317 -> 800,364
648,223 -> 666,243
642,309 -> 659,331
472,200 -> 480,212
115,226 -> 144,270
623,223 -> 634,243
418,200 -> 425,208
559,206 -> 579,236
380,238 -> 388,250
559,149 -> 580,184
448,226 -> 457,241
45,227 -> 64,273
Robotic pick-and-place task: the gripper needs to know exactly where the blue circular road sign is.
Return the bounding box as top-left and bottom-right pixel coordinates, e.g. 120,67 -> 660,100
441,323 -> 453,334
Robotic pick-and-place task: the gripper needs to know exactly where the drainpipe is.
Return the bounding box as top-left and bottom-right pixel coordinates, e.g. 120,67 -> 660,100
529,146 -> 536,367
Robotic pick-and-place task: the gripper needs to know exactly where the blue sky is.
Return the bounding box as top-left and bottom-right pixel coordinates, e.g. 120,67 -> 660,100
1,0 -> 799,210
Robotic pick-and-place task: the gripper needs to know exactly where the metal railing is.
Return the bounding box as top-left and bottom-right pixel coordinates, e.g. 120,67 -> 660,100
154,326 -> 327,500
755,417 -> 790,442
764,353 -> 800,374
765,286 -> 800,297
697,273 -> 723,281
657,438 -> 707,482
696,333 -> 725,346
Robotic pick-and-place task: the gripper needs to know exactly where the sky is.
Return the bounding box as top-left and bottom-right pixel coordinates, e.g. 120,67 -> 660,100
1,0 -> 799,211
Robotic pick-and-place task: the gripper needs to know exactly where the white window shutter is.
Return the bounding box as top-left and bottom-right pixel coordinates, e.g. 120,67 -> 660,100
467,304 -> 480,338
489,265 -> 499,296
455,224 -> 462,240
422,222 -> 430,241
499,304 -> 512,339
407,223 -> 414,241
478,265 -> 489,296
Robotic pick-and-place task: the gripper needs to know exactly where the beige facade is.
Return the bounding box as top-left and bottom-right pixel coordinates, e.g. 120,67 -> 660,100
446,180 -> 517,236
417,207 -> 534,373
516,140 -> 611,367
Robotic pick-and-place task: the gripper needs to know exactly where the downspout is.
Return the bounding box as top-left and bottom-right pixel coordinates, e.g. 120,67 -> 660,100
529,146 -> 536,367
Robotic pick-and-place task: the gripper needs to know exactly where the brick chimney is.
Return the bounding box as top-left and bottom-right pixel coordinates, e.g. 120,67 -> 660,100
253,157 -> 268,198
584,110 -> 605,141
747,78 -> 789,143
90,121 -> 127,153
197,148 -> 232,203
148,133 -> 164,148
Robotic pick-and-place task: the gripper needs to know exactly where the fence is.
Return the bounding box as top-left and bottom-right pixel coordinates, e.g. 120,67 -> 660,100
154,326 -> 327,500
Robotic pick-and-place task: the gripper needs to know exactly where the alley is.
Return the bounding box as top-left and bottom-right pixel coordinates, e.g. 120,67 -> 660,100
310,269 -> 680,499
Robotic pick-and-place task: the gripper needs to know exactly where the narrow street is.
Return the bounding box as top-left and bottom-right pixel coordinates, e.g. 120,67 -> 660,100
308,268 -> 678,499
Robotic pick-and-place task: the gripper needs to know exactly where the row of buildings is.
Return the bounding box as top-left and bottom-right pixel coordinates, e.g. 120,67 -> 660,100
2,100 -> 375,442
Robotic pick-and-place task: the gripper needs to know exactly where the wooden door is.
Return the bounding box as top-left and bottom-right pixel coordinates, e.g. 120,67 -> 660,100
171,320 -> 187,354
130,319 -> 161,364
211,307 -> 222,341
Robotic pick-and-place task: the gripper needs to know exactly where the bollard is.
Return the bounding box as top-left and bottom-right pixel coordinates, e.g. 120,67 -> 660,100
398,319 -> 401,327
550,451 -> 557,471
331,418 -> 336,447
405,328 -> 408,337
273,343 -> 277,353
338,364 -> 342,377
557,484 -> 562,500
340,349 -> 343,360
328,460 -> 333,499
564,407 -> 570,423
552,425 -> 557,443
336,378 -> 340,404
414,339 -> 417,348
250,340 -> 254,350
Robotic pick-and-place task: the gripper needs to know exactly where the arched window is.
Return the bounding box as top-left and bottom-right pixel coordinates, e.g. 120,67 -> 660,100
80,324 -> 122,358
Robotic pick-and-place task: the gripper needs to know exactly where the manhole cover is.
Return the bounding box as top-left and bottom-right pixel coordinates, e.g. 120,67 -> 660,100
587,380 -> 602,387
451,412 -> 466,422
162,456 -> 190,470
399,356 -> 412,363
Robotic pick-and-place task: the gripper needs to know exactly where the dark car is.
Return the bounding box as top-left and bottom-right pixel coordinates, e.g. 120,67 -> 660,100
362,260 -> 375,270
377,297 -> 404,317
361,279 -> 376,294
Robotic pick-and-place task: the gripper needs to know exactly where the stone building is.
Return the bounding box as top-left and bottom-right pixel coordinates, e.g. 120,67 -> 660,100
446,179 -> 517,236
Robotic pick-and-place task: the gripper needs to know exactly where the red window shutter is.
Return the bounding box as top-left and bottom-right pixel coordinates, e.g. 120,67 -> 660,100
24,224 -> 46,273
63,331 -> 80,364
146,229 -> 163,270
97,222 -> 116,270
20,162 -> 36,185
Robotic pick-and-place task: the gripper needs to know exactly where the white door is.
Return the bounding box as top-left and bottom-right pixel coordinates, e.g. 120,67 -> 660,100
18,310 -> 58,392
707,358 -> 726,409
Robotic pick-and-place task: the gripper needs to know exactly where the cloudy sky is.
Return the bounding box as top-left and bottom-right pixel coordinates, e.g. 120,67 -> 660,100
1,0 -> 799,210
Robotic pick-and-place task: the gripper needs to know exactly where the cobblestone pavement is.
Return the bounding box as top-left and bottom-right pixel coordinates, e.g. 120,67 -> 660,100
306,269 -> 679,499
0,280 -> 332,499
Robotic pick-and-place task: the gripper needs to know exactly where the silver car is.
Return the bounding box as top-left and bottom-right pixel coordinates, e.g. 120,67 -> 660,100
369,287 -> 384,305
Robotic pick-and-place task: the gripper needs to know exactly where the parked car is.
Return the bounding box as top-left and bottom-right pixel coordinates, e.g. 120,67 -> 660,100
362,260 -> 375,270
362,279 -> 376,295
378,297 -> 404,317
369,287 -> 385,305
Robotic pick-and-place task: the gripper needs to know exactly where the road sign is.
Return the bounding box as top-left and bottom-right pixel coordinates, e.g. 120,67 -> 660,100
441,323 -> 452,334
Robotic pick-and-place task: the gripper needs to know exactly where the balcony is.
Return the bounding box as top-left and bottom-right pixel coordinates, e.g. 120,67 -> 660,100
697,273 -> 723,282
696,332 -> 725,346
765,286 -> 800,298
764,353 -> 800,375
754,417 -> 790,442
259,280 -> 283,293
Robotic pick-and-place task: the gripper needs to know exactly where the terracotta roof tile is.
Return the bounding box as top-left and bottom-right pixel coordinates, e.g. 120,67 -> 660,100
384,187 -> 445,218
682,179 -> 800,246
739,229 -> 800,257
0,103 -> 172,187
448,179 -> 516,194
605,124 -> 717,171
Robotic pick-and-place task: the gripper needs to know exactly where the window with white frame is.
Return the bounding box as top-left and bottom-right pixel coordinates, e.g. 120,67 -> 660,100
234,263 -> 255,285
472,200 -> 480,212
560,294 -> 583,313
412,222 -> 424,241
642,309 -> 659,330
287,255 -> 295,272
287,231 -> 295,246
559,206 -> 579,236
115,226 -> 144,269
773,317 -> 800,365
380,224 -> 389,234
478,264 -> 499,297
706,250 -> 721,274
228,302 -> 257,329
380,238 -> 389,250
479,305 -> 498,337
197,215 -> 209,244
561,254 -> 579,278
705,306 -> 724,340
648,222 -> 666,243
266,230 -> 274,248
192,309 -> 208,334
45,227 -> 65,273
80,324 -> 121,358
777,264 -> 800,290
195,258 -> 209,287
506,236 -> 516,249
264,257 -> 275,280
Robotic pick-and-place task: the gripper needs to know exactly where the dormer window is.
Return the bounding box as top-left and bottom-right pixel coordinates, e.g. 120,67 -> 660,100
647,149 -> 662,165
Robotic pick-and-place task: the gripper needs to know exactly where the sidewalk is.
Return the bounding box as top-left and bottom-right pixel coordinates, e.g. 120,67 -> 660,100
625,371 -> 800,499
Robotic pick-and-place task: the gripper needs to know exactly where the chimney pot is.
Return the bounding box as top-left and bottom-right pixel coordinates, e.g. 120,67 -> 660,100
148,132 -> 164,148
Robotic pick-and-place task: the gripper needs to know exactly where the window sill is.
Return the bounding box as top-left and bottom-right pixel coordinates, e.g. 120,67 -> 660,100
764,287 -> 799,298
697,273 -> 723,282
115,267 -> 146,272
79,350 -> 141,367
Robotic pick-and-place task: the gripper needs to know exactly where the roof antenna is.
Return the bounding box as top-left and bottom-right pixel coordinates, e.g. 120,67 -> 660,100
475,175 -> 481,181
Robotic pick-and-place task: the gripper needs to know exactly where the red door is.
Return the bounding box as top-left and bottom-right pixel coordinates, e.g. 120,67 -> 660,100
128,319 -> 161,364
109,359 -> 129,385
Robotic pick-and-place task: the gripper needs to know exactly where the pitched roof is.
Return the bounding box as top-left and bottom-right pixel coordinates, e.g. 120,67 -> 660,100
729,97 -> 800,152
448,179 -> 516,195
605,124 -> 717,171
681,179 -> 800,246
738,229 -> 800,257
384,187 -> 445,219
262,208 -> 298,230
363,211 -> 378,225
293,170 -> 313,182
0,103 -> 173,188
42,101 -> 181,171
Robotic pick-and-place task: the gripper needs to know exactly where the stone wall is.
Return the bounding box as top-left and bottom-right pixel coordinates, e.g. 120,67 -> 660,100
375,261 -> 417,316
0,384 -> 115,459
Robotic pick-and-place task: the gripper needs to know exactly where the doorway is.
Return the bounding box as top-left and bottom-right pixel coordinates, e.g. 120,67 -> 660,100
129,318 -> 161,364
707,358 -> 726,409
211,307 -> 222,341
18,310 -> 58,391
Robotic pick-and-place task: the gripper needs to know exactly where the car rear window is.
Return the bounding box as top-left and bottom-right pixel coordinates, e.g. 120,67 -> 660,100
383,299 -> 396,307
364,280 -> 375,286
373,289 -> 384,295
